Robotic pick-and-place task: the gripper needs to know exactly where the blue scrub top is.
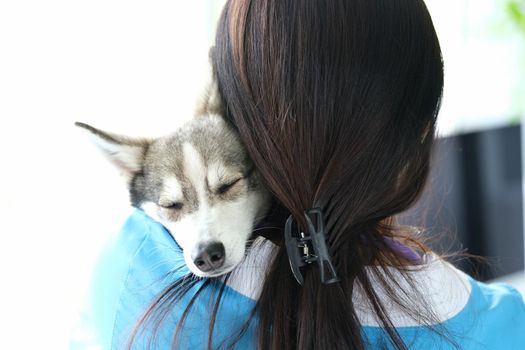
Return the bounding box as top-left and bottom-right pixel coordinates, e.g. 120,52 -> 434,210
72,209 -> 525,349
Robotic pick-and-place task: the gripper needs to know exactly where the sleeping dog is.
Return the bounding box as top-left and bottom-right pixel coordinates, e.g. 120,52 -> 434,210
76,59 -> 271,278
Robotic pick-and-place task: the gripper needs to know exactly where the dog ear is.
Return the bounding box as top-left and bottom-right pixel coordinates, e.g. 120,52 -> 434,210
194,46 -> 224,117
75,122 -> 151,181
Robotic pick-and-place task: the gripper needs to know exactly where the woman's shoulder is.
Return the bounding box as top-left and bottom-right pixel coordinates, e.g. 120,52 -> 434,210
462,277 -> 525,347
111,208 -> 168,254
78,210 -> 258,349
90,209 -> 183,299
97,208 -> 186,280
354,253 -> 474,328
75,209 -> 187,350
473,276 -> 525,309
359,253 -> 525,349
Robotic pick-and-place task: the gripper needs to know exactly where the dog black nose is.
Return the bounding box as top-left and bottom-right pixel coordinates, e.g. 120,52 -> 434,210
191,242 -> 225,272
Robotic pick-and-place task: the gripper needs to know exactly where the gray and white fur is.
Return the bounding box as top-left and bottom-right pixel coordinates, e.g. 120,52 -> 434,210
76,54 -> 271,277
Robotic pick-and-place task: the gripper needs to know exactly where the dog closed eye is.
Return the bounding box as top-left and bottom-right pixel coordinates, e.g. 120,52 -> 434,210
159,202 -> 184,210
217,178 -> 242,194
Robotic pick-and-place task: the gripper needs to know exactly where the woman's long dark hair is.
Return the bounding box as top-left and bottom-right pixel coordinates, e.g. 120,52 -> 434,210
130,0 -> 445,349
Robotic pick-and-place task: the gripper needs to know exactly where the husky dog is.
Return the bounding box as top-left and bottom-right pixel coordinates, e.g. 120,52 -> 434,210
76,63 -> 272,278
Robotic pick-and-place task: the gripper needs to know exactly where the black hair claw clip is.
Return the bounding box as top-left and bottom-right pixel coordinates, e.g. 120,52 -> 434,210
284,208 -> 340,285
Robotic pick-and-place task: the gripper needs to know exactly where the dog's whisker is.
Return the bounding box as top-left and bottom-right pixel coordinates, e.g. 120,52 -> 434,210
251,226 -> 282,233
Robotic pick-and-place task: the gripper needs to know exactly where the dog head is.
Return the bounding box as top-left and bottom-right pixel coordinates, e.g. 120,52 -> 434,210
76,116 -> 271,277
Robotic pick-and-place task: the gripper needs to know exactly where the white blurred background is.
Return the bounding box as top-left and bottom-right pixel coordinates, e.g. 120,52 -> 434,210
0,1 -> 523,349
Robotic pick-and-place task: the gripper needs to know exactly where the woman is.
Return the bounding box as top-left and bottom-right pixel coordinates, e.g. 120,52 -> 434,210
77,0 -> 525,349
